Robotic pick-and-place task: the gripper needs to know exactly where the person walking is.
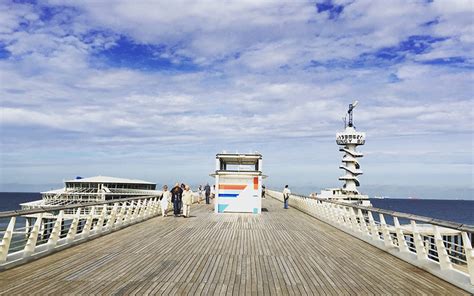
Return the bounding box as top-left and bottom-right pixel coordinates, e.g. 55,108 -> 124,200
197,185 -> 203,204
283,185 -> 291,209
171,183 -> 183,217
211,185 -> 216,200
179,183 -> 186,214
160,185 -> 171,217
182,185 -> 193,218
262,185 -> 266,198
204,183 -> 211,204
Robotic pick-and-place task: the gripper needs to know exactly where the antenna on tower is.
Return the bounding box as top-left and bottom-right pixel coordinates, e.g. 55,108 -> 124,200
347,100 -> 359,128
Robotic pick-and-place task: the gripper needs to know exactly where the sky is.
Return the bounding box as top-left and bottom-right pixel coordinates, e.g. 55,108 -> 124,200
0,0 -> 473,199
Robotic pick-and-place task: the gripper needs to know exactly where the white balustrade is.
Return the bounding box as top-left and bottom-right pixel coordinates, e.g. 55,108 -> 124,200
266,189 -> 474,293
0,217 -> 15,263
0,194 -> 204,270
23,213 -> 43,257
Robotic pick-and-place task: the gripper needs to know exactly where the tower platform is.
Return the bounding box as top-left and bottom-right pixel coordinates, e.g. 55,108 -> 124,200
0,198 -> 466,295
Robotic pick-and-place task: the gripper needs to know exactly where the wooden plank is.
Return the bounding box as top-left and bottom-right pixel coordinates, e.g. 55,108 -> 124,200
0,198 -> 468,296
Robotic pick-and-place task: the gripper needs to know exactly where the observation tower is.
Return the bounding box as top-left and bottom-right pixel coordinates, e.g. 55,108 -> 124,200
319,101 -> 370,206
336,101 -> 366,195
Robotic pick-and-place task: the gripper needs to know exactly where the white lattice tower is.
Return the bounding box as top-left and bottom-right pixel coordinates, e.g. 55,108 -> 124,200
336,102 -> 365,194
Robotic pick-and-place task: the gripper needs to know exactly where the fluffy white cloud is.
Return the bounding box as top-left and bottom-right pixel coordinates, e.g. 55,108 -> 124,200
0,0 -> 472,192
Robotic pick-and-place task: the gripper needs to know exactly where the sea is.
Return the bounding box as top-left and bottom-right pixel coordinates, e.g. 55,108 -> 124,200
0,192 -> 473,226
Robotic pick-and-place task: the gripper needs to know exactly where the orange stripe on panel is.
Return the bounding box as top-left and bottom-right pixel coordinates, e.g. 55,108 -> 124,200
219,184 -> 247,190
253,177 -> 258,190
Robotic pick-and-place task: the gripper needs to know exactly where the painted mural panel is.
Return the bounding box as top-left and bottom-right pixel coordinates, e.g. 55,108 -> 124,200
216,176 -> 261,213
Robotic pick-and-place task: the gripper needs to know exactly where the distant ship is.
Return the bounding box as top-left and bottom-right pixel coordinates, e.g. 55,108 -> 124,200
20,176 -> 159,211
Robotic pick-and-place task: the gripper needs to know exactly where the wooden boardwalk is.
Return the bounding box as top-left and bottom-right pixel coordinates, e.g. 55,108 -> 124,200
0,198 -> 468,295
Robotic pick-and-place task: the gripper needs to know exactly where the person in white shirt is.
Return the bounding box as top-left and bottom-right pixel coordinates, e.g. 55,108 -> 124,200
210,185 -> 216,201
197,185 -> 203,204
282,185 -> 291,209
160,185 -> 171,217
182,185 -> 193,218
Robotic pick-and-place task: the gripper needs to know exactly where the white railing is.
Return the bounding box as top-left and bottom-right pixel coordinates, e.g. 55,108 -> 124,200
267,190 -> 474,293
0,193 -> 204,270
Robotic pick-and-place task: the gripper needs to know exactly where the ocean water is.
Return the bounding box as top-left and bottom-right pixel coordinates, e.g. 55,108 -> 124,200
370,198 -> 474,226
0,192 -> 472,226
0,192 -> 41,211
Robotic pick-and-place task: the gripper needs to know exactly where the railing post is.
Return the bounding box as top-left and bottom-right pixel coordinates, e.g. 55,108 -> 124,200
132,200 -> 142,222
47,210 -> 64,250
38,218 -> 45,241
115,203 -> 127,228
23,214 -> 43,257
379,214 -> 393,248
433,226 -> 453,271
106,203 -> 118,231
148,198 -> 155,217
357,209 -> 369,236
350,207 -> 361,232
461,232 -> 474,285
316,201 -> 324,219
146,198 -> 153,218
0,217 -> 16,262
155,197 -> 161,215
342,207 -> 353,230
334,205 -> 343,225
145,198 -> 154,218
140,199 -> 148,219
25,218 -> 30,236
138,199 -> 147,220
310,200 -> 317,216
393,217 -> 409,252
153,197 -> 159,216
95,205 -> 107,233
411,220 -> 428,261
329,204 -> 338,223
66,208 -> 81,243
318,202 -> 325,219
82,206 -> 94,239
367,211 -> 379,240
125,201 -> 135,224
316,202 -> 324,219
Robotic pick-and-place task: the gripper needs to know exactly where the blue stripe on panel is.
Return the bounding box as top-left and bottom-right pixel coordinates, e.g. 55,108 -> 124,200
218,193 -> 239,198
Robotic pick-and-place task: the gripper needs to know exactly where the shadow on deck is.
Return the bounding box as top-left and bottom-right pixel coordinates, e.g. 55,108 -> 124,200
0,198 -> 467,295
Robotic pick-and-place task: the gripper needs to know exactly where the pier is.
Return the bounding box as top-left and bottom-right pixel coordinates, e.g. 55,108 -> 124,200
0,195 -> 470,295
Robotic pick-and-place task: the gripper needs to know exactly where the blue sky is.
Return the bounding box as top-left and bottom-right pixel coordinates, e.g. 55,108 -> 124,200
0,0 -> 473,199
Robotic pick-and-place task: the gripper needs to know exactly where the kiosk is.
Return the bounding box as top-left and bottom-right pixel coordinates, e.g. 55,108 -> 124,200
213,153 -> 263,214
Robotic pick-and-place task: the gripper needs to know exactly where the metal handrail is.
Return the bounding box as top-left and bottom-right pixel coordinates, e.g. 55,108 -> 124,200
0,195 -> 157,218
283,191 -> 474,233
0,192 -> 205,270
267,189 -> 474,292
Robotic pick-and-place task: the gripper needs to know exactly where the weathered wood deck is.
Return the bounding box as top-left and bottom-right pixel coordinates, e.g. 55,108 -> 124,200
0,198 -> 468,295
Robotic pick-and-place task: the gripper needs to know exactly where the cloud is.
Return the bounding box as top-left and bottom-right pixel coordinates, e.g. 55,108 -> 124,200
0,0 -> 472,192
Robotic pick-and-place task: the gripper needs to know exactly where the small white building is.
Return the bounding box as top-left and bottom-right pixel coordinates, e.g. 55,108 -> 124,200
212,153 -> 264,214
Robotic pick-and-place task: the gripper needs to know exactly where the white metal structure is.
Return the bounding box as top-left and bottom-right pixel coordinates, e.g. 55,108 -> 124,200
267,189 -> 474,293
20,176 -> 160,211
319,101 -> 370,206
0,193 -> 204,270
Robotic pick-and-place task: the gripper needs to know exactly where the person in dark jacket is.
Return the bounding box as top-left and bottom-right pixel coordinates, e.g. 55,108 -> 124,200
171,183 -> 183,217
204,183 -> 211,204
179,183 -> 186,214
